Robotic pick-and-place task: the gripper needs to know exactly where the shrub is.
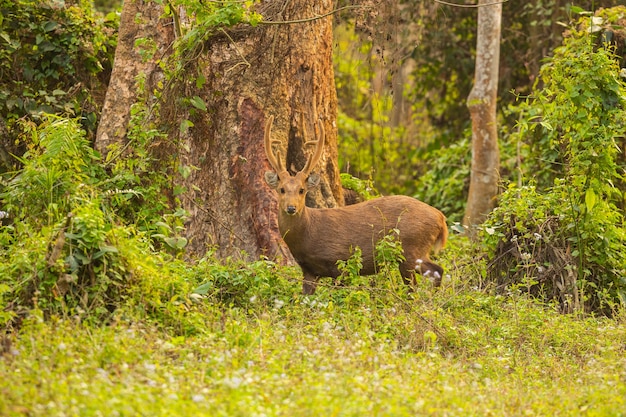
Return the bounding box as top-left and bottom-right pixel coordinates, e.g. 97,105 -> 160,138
0,0 -> 117,171
0,118 -> 202,331
413,137 -> 471,224
484,13 -> 626,314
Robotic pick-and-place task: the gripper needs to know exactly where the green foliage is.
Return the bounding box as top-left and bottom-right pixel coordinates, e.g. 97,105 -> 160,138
108,1 -> 266,238
339,173 -> 379,201
2,256 -> 626,415
0,0 -> 117,168
413,137 -> 471,224
103,82 -> 174,234
408,6 -> 476,144
0,119 -> 118,321
484,16 -> 626,313
3,9 -> 626,416
374,228 -> 406,276
3,118 -> 102,225
0,1 -> 281,330
189,254 -> 298,309
163,0 -> 261,79
333,24 -> 427,197
0,118 -> 199,329
336,246 -> 364,284
332,0 -> 624,210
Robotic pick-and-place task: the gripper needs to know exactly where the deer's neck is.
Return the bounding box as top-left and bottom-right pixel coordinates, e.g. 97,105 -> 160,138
279,207 -> 313,243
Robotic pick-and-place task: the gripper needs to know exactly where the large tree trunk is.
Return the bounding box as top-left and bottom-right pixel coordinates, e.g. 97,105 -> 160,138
95,1 -> 341,263
94,0 -> 173,158
174,1 -> 342,261
463,0 -> 502,233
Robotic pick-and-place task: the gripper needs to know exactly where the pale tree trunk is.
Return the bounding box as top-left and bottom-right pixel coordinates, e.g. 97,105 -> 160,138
463,0 -> 502,233
169,0 -> 342,261
94,0 -> 174,158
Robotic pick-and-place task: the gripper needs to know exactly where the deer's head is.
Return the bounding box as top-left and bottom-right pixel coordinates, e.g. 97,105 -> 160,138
263,115 -> 325,216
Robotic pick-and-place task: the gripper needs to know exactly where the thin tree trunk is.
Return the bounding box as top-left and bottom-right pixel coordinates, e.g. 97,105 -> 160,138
94,0 -> 173,158
463,0 -> 502,233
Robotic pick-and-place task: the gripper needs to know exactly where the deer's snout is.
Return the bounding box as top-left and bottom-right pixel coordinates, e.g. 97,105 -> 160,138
286,205 -> 297,215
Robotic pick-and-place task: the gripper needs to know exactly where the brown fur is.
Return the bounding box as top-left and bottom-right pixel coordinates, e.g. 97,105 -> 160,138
264,115 -> 447,294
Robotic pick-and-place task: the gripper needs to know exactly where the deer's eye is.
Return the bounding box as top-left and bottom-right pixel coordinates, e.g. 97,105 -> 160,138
299,188 -> 305,195
279,188 -> 285,194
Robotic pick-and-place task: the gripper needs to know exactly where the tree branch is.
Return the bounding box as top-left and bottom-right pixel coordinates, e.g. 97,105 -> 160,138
434,0 -> 508,8
259,5 -> 368,25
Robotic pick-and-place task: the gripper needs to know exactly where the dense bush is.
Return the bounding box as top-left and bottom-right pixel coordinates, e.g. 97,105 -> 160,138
0,0 -> 117,171
483,13 -> 626,314
413,137 -> 471,224
0,118 -> 131,324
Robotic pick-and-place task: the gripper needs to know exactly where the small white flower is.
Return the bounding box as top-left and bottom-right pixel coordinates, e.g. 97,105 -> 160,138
533,233 -> 542,241
223,376 -> 243,389
192,394 -> 205,403
189,293 -> 204,303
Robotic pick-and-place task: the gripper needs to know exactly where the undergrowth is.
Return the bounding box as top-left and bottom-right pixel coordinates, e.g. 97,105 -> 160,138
1,236 -> 625,416
0,115 -> 624,415
483,11 -> 626,314
0,0 -> 117,171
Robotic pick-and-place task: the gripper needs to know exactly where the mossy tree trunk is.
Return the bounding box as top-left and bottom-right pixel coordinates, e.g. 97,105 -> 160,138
95,0 -> 173,159
178,1 -> 342,261
463,0 -> 502,233
97,0 -> 342,262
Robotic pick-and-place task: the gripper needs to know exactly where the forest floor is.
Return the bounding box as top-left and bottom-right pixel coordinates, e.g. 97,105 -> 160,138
2,278 -> 626,415
1,235 -> 626,416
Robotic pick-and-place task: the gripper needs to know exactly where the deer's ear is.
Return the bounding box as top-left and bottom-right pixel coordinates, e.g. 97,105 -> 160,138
264,171 -> 279,188
307,173 -> 321,189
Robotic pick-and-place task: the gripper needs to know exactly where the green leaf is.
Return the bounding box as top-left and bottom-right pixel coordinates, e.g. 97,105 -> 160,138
195,74 -> 206,89
0,31 -> 11,44
43,21 -> 58,32
585,188 -> 596,212
94,245 -> 119,260
179,119 -> 194,135
569,5 -> 584,14
164,237 -> 187,250
189,96 -> 207,111
192,282 -> 212,295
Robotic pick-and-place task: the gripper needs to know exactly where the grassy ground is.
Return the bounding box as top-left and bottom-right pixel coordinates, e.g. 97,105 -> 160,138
1,266 -> 626,417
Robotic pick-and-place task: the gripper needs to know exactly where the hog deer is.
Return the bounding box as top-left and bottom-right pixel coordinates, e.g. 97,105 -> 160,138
264,115 -> 448,295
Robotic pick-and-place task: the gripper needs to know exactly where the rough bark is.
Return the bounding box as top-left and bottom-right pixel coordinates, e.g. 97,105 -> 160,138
96,0 -> 341,263
94,0 -> 174,158
174,0 -> 342,261
463,0 -> 502,233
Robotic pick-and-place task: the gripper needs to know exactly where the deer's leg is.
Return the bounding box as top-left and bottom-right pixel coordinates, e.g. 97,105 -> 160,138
302,272 -> 320,295
399,266 -> 417,288
416,258 -> 444,287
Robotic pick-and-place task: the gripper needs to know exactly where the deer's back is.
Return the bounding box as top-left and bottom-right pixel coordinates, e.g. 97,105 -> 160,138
283,195 -> 445,278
